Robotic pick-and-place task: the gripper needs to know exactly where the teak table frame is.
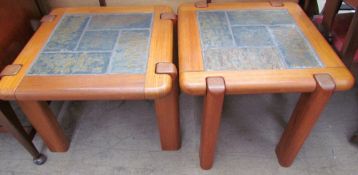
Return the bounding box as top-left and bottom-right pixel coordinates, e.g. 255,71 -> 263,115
178,2 -> 355,169
0,6 -> 180,152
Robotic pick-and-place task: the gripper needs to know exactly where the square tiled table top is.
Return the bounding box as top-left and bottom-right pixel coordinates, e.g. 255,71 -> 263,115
29,13 -> 153,75
0,6 -> 174,100
198,9 -> 322,71
178,2 -> 354,95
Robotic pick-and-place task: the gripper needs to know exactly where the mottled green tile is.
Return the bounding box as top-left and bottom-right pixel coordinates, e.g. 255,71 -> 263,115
269,26 -> 321,68
197,11 -> 234,49
232,26 -> 273,47
30,13 -> 153,75
44,15 -> 89,51
197,10 -> 322,71
227,10 -> 294,25
77,31 -> 118,51
204,47 -> 284,71
88,14 -> 152,30
70,53 -> 111,74
28,53 -> 111,75
110,30 -> 150,74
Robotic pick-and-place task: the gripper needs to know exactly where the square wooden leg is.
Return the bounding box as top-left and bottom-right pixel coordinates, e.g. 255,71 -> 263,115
18,101 -> 69,152
155,63 -> 181,150
200,77 -> 225,170
276,74 -> 335,167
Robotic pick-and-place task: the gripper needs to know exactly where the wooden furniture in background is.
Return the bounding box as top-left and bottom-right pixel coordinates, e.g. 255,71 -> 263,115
0,6 -> 180,152
314,0 -> 357,68
178,2 -> 354,169
99,0 -> 106,6
0,101 -> 46,164
0,0 -> 46,164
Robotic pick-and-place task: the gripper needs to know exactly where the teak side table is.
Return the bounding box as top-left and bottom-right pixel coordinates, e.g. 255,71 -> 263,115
0,6 -> 180,152
178,2 -> 355,169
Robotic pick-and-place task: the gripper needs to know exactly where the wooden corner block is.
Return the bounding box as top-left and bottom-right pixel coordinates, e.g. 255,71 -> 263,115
206,77 -> 225,95
313,74 -> 336,91
195,1 -> 208,8
160,12 -> 177,20
270,0 -> 284,7
40,15 -> 56,23
0,64 -> 22,77
155,62 -> 177,79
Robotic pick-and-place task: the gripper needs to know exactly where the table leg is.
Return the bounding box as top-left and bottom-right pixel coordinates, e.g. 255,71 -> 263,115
276,74 -> 335,167
200,77 -> 225,170
17,101 -> 69,152
155,63 -> 181,150
0,101 -> 47,165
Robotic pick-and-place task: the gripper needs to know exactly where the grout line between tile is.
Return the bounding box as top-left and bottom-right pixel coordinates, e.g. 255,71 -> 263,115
196,12 -> 207,70
86,28 -> 151,31
225,11 -> 237,47
106,30 -> 122,73
42,50 -> 113,54
292,26 -> 324,67
74,16 -> 92,51
143,13 -> 154,74
266,26 -> 289,69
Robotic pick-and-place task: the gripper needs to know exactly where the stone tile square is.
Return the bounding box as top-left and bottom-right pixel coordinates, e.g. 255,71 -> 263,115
88,13 -> 152,30
227,10 -> 295,25
110,30 -> 150,74
44,15 -> 89,52
28,52 -> 111,75
232,26 -> 273,47
197,11 -> 234,49
269,25 -> 321,68
204,47 -> 285,71
77,31 -> 118,51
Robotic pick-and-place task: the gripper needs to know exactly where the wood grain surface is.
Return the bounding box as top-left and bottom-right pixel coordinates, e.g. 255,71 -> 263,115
0,6 -> 175,101
178,2 -> 355,95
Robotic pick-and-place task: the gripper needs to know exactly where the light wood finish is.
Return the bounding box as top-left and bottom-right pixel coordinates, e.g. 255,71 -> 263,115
160,12 -> 177,20
178,2 -> 355,96
154,63 -> 181,150
40,15 -> 56,22
180,68 -> 354,95
0,6 -> 174,100
145,6 -> 174,99
195,1 -> 209,8
0,6 -> 178,152
16,75 -> 145,100
276,74 -> 335,167
178,2 -> 355,169
200,77 -> 225,170
178,8 -> 204,72
0,64 -> 22,77
270,0 -> 284,7
17,101 -> 69,152
179,2 -> 346,68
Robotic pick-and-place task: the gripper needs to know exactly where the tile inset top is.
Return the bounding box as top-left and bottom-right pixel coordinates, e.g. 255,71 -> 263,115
28,13 -> 153,75
197,10 -> 322,71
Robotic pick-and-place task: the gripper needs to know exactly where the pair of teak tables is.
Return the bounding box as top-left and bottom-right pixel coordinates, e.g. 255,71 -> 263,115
0,1 -> 354,170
